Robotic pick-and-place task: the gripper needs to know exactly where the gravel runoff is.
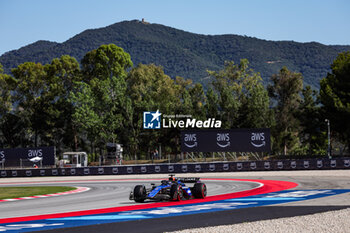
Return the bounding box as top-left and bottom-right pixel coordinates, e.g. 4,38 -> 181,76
167,208 -> 350,233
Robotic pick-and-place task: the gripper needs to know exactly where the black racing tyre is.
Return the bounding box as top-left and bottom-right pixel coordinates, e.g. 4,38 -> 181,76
170,184 -> 183,201
134,185 -> 147,203
193,183 -> 207,198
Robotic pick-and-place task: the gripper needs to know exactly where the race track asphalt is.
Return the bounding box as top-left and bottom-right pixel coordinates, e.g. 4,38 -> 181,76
0,179 -> 259,219
0,170 -> 350,232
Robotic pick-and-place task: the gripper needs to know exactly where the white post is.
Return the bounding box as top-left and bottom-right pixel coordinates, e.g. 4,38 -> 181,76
325,119 -> 331,159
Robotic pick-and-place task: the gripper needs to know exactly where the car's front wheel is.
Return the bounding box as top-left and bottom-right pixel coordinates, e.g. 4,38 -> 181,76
170,184 -> 183,201
193,183 -> 207,198
134,185 -> 147,202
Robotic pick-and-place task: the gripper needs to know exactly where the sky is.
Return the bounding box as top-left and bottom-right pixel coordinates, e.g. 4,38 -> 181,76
0,0 -> 349,56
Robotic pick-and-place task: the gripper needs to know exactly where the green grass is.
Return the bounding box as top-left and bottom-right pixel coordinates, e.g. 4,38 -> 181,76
0,186 -> 76,199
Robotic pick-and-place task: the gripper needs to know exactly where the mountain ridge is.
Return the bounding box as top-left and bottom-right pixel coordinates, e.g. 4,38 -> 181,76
1,20 -> 349,88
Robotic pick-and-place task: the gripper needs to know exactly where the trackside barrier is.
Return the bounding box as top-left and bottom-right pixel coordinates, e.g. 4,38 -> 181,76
1,158 -> 350,178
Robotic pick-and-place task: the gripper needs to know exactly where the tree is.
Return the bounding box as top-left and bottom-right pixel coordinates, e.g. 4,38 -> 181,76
125,64 -> 179,159
208,59 -> 272,129
0,64 -> 20,147
205,88 -> 219,120
45,55 -> 82,152
72,44 -> 133,153
81,44 -> 132,82
188,83 -> 206,120
320,52 -> 350,152
298,86 -> 326,155
70,82 -> 101,148
11,62 -> 50,147
174,77 -> 193,116
174,77 -> 206,119
268,67 -> 303,155
0,64 -> 16,115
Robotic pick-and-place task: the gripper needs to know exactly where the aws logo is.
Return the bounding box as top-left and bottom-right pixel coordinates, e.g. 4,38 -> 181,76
184,134 -> 197,148
28,149 -> 43,158
217,133 -> 230,148
251,133 -> 266,147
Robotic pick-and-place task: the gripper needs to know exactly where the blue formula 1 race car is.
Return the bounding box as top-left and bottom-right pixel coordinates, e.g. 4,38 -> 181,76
129,175 -> 207,202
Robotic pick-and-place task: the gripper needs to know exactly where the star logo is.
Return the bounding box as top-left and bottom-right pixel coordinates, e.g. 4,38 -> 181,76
143,110 -> 162,129
150,110 -> 161,122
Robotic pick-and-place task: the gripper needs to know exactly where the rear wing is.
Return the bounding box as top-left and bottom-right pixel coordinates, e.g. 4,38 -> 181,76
178,177 -> 200,183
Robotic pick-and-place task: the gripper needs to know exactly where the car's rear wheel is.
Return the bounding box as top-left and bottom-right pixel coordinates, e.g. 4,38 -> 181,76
170,184 -> 183,201
134,185 -> 147,202
193,183 -> 207,198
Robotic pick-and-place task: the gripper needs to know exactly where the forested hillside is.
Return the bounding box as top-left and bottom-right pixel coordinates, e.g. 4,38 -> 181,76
0,20 -> 349,88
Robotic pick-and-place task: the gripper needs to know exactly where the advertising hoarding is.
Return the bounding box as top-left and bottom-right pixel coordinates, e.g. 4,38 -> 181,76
181,129 -> 271,152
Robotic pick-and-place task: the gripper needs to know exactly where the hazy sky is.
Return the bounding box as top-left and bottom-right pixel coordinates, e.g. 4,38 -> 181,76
0,0 -> 349,55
